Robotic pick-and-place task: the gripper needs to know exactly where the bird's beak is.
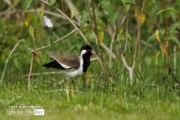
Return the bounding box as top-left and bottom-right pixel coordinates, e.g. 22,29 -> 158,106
91,50 -> 96,55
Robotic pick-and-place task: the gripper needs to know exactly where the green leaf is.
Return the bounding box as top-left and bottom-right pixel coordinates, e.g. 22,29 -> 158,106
29,26 -> 35,39
147,33 -> 155,42
111,11 -> 119,24
68,45 -> 77,53
151,5 -> 160,17
68,40 -> 84,53
156,7 -> 178,16
127,33 -> 133,42
99,0 -> 119,24
80,10 -> 89,26
23,0 -> 33,13
169,34 -> 179,44
99,0 -> 114,14
121,0 -> 127,6
170,10 -> 177,22
38,14 -> 44,25
96,27 -> 104,45
31,14 -> 42,27
119,0 -> 135,5
12,52 -> 22,58
14,59 -> 21,70
169,22 -> 180,35
50,0 -> 56,5
100,15 -> 109,25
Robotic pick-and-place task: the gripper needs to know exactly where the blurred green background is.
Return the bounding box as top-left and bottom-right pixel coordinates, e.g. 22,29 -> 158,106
0,0 -> 180,119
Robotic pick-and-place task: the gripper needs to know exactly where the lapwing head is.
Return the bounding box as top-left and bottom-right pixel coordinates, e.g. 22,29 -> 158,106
80,45 -> 95,56
79,45 -> 95,73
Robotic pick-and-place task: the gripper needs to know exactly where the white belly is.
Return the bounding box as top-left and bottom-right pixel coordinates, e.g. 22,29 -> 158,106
61,64 -> 84,78
61,53 -> 84,78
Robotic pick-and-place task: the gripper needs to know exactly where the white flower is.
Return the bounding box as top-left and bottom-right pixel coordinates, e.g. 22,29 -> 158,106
43,16 -> 53,28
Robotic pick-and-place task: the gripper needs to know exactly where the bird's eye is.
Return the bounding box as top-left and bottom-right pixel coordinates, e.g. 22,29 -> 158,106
87,49 -> 91,52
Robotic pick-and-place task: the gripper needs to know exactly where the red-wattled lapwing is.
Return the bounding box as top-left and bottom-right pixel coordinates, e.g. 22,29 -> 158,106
43,45 -> 95,78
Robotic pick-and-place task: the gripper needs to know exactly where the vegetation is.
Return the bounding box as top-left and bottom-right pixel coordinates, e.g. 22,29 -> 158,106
0,0 -> 180,119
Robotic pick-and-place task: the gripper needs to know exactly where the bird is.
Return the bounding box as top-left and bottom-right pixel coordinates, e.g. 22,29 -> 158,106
42,45 -> 95,78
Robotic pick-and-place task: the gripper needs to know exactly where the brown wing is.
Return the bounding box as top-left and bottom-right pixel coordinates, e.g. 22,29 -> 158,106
47,52 -> 80,69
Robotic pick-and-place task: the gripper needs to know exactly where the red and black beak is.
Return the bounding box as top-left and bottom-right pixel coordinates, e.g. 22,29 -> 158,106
90,50 -> 95,55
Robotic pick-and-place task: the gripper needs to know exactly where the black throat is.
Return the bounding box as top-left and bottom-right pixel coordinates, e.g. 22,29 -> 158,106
82,54 -> 91,72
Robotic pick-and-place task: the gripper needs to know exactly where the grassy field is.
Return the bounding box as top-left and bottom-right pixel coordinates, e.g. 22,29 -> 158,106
0,68 -> 180,120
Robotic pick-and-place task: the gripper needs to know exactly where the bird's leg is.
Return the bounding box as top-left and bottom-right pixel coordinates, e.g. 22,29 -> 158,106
65,83 -> 70,102
72,79 -> 76,87
64,77 -> 70,88
64,77 -> 70,101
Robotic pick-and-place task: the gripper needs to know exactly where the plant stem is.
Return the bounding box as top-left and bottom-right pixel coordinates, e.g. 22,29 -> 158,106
91,0 -> 105,73
28,57 -> 33,91
0,39 -> 24,84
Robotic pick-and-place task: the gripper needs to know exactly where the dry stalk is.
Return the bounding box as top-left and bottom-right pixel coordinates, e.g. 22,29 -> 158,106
119,0 -> 136,85
27,57 -> 33,91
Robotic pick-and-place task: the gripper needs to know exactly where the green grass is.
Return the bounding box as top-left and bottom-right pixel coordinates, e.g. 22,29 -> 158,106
0,72 -> 180,120
0,47 -> 179,120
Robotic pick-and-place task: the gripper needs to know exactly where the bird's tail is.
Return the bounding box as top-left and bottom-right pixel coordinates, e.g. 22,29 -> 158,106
42,60 -> 64,69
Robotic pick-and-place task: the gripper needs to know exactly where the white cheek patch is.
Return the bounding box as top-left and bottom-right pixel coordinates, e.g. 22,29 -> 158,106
80,50 -> 87,56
